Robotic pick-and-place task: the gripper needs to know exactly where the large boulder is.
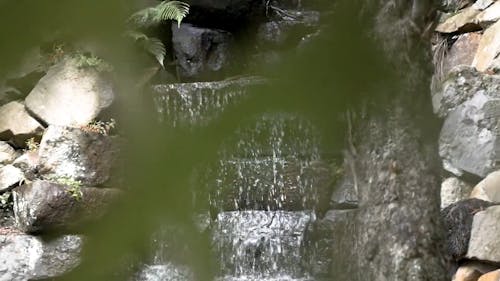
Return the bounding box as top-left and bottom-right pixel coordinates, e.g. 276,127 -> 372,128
13,180 -> 120,233
171,23 -> 233,80
467,205 -> 500,262
0,232 -> 82,281
25,58 -> 114,127
0,101 -> 44,148
437,67 -> 500,177
37,125 -> 117,186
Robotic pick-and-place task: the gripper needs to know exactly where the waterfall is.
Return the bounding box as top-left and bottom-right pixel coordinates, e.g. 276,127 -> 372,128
138,77 -> 330,281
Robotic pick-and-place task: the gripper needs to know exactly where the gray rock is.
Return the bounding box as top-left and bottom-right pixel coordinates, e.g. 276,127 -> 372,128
330,158 -> 358,210
0,233 -> 82,281
440,177 -> 473,209
303,209 -> 357,279
441,32 -> 481,77
171,23 -> 232,79
12,151 -> 40,181
0,101 -> 44,148
0,165 -> 24,193
13,180 -> 121,233
439,0 -> 474,12
470,170 -> 500,202
25,58 -> 114,127
256,10 -> 320,49
467,205 -> 500,262
439,85 -> 500,177
432,66 -> 493,118
473,0 -> 495,10
441,199 -> 497,261
0,141 -> 16,164
37,125 -> 117,186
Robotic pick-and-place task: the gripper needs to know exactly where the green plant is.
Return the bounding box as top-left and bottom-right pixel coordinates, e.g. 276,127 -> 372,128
52,176 -> 83,201
74,52 -> 114,72
126,1 -> 189,67
25,137 -> 39,151
0,192 -> 11,208
81,119 -> 116,135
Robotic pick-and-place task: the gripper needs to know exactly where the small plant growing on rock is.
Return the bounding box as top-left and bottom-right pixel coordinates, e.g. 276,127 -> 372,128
81,118 -> 116,135
25,137 -> 39,151
52,176 -> 83,201
0,192 -> 11,208
74,52 -> 114,72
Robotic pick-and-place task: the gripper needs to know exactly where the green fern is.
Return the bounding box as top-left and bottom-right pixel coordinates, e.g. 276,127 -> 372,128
125,30 -> 166,67
128,1 -> 190,28
127,1 -> 189,67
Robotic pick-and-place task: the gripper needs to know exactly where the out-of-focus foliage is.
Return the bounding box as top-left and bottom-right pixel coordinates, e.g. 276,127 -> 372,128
0,0 -> 395,280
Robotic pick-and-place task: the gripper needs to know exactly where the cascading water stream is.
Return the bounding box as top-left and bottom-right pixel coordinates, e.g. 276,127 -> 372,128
137,78 -> 330,281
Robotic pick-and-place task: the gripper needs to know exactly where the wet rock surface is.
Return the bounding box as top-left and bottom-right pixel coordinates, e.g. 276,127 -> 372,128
172,23 -> 233,80
152,77 -> 266,126
13,180 -> 120,233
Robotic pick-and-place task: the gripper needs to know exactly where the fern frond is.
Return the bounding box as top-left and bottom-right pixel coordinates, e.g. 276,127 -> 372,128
125,31 -> 166,67
128,1 -> 190,28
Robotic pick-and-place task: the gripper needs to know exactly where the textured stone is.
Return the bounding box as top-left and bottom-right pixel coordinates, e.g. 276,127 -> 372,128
437,67 -> 500,177
37,125 -> 117,186
467,206 -> 500,261
0,233 -> 82,281
442,199 -> 496,261
171,23 -> 232,80
0,165 -> 24,193
473,20 -> 500,72
440,0 -> 475,12
470,170 -> 500,202
13,180 -> 121,233
441,177 -> 473,209
453,260 -> 498,281
476,1 -> 500,25
0,101 -> 44,148
436,7 -> 481,33
25,58 -> 114,127
12,151 -> 40,181
256,10 -> 320,49
473,0 -> 495,11
0,141 -> 16,164
442,32 -> 482,75
478,269 -> 500,281
453,265 -> 482,281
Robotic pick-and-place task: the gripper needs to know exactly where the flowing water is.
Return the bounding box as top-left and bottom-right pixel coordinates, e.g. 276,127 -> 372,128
138,78 -> 330,281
